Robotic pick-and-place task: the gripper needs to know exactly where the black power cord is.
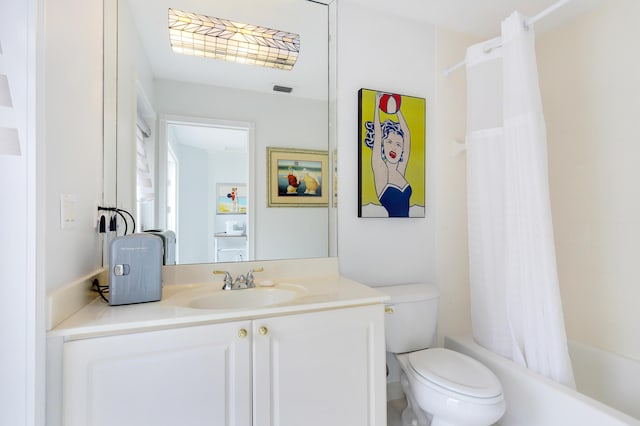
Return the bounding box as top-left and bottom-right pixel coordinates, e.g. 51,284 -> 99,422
98,206 -> 136,236
118,209 -> 136,233
91,278 -> 109,303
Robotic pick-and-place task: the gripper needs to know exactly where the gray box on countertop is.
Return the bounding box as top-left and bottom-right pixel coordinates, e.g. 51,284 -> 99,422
109,234 -> 163,305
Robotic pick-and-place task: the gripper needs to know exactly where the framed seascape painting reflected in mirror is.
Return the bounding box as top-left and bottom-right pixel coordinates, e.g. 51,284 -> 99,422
358,88 -> 426,218
216,183 -> 247,214
267,147 -> 329,207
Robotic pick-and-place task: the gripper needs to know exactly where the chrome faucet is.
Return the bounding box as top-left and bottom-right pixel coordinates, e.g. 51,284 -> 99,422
234,274 -> 247,288
214,267 -> 264,290
246,267 -> 264,288
214,271 -> 234,290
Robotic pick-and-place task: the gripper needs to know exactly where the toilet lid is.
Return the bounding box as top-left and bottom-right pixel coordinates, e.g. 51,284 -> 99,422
407,348 -> 502,399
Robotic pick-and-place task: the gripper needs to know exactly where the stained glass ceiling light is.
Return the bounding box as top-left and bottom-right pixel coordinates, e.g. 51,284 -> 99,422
168,8 -> 300,70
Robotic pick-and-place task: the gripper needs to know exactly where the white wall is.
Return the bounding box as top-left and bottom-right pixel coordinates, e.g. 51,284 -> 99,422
335,0 -> 474,344
44,0 -> 104,292
175,143 -> 209,264
538,0 -> 640,362
174,143 -> 248,263
433,28 -> 479,343
335,1 -> 437,287
154,80 -> 329,261
335,1 -> 477,390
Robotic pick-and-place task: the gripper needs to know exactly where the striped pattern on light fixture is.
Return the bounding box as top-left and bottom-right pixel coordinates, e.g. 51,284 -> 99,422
168,8 -> 300,70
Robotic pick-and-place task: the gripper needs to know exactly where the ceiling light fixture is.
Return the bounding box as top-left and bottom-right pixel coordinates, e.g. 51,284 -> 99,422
168,8 -> 300,70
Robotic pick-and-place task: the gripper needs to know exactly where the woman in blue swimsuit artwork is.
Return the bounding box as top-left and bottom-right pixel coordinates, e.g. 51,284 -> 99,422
364,91 -> 412,217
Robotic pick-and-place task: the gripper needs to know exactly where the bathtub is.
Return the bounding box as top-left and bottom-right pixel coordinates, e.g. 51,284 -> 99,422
444,336 -> 640,426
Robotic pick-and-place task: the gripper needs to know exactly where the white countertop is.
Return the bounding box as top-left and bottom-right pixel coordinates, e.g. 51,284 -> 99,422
50,275 -> 388,339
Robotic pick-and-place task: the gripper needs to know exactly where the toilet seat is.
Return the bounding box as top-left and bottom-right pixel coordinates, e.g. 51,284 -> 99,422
407,348 -> 502,400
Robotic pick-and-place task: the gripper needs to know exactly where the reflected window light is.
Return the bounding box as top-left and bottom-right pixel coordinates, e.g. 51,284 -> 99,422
0,40 -> 21,156
0,127 -> 21,156
0,74 -> 12,107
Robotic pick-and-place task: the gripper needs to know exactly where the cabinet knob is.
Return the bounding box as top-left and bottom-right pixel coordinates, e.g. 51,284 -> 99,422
258,326 -> 268,336
238,328 -> 248,338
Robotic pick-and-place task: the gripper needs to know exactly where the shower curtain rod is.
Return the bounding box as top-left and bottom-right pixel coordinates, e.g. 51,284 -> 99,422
442,0 -> 573,77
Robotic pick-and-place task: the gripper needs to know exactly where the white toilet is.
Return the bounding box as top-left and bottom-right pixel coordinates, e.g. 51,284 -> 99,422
379,283 -> 506,426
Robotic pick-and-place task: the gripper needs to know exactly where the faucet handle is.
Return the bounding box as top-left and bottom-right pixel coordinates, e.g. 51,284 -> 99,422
246,267 -> 264,288
233,274 -> 248,289
213,270 -> 234,290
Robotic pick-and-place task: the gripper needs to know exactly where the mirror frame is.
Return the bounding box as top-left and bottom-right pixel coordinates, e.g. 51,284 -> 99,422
102,0 -> 338,263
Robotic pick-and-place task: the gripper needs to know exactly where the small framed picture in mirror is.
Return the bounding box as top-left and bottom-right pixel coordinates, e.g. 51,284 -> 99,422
216,183 -> 247,214
267,147 -> 329,207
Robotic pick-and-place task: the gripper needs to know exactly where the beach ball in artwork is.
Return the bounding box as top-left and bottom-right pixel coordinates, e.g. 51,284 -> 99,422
379,93 -> 401,114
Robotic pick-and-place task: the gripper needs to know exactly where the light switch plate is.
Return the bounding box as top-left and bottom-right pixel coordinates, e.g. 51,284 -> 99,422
60,194 -> 76,229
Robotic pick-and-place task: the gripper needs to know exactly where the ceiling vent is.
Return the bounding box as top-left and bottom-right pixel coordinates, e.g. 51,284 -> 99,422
273,85 -> 293,93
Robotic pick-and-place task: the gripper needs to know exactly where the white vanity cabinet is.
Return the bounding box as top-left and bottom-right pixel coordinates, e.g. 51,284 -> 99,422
61,304 -> 385,426
63,319 -> 253,426
252,304 -> 385,426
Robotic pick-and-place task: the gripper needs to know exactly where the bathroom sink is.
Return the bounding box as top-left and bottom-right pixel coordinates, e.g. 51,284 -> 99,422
189,287 -> 300,310
167,283 -> 307,311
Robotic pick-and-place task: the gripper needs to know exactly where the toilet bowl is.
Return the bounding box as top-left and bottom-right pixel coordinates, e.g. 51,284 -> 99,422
397,349 -> 505,426
379,283 -> 505,426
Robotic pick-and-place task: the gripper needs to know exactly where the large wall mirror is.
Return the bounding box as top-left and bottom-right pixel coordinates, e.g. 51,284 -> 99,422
104,0 -> 336,265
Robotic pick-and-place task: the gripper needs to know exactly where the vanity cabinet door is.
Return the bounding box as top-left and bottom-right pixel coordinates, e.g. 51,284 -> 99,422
252,304 -> 386,426
63,321 -> 252,426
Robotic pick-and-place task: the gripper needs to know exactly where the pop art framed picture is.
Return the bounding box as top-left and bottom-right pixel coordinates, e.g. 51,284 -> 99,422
358,89 -> 426,218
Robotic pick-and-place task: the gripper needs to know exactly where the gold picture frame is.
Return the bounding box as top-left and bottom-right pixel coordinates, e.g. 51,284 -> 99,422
267,147 -> 329,207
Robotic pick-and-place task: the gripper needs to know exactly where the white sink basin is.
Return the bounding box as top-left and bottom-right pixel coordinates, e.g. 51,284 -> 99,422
190,287 -> 299,310
167,283 -> 307,311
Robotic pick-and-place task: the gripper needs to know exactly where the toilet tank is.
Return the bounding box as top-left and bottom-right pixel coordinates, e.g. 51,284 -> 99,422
378,283 -> 439,353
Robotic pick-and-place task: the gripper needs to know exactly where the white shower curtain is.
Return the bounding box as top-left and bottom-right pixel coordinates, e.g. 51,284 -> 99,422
465,12 -> 575,387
